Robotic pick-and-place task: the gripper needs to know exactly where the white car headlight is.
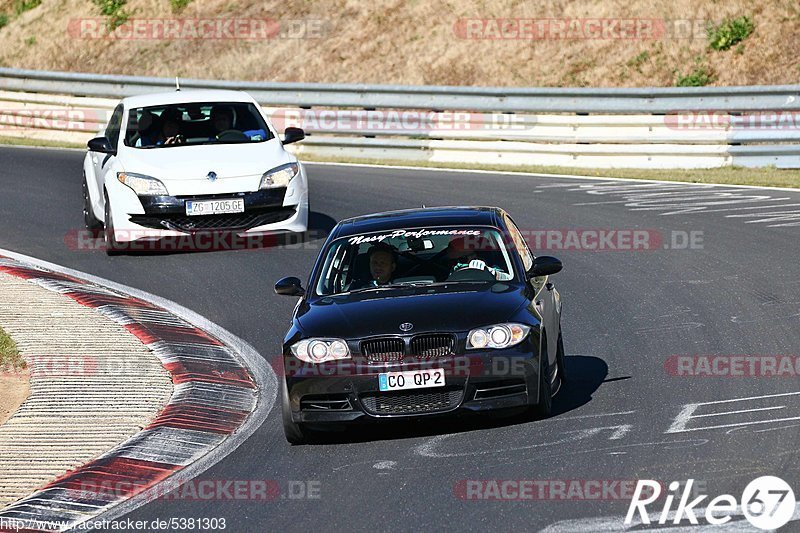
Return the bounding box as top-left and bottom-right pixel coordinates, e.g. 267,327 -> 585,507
467,323 -> 531,350
260,163 -> 299,189
117,172 -> 169,196
290,338 -> 351,363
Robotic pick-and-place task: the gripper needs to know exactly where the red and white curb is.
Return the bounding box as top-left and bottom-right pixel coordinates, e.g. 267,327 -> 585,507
0,251 -> 276,532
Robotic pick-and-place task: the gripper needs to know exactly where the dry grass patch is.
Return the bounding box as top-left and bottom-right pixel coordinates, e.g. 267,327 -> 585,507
0,1 -> 797,87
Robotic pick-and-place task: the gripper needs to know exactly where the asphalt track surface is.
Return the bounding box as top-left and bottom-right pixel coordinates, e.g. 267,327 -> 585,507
1,145 -> 800,531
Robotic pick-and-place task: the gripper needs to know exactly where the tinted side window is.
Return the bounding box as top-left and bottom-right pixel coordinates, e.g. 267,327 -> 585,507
505,215 -> 533,272
106,104 -> 124,150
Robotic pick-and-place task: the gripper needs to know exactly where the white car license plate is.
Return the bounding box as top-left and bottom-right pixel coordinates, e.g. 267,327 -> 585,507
185,198 -> 244,216
378,369 -> 445,391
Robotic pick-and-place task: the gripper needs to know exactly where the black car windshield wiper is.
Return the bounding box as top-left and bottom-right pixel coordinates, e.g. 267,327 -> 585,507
333,280 -> 487,297
345,282 -> 423,294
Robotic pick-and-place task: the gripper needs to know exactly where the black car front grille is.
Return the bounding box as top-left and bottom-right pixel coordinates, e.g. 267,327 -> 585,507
410,334 -> 456,359
130,207 -> 296,232
361,338 -> 405,363
360,388 -> 463,415
362,334 -> 458,363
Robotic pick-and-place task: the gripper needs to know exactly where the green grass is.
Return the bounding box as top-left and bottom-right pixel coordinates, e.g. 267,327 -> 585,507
0,326 -> 25,372
12,0 -> 40,16
1,135 -> 798,188
91,0 -> 130,30
169,0 -> 192,12
676,65 -> 715,87
707,16 -> 755,51
0,14 -> 9,30
627,50 -> 650,70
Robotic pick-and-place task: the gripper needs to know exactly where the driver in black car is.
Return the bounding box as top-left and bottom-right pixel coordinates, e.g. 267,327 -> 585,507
350,243 -> 398,289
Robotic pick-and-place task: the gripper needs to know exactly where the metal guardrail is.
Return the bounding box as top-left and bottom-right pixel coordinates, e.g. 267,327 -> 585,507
2,67 -> 800,113
1,67 -> 800,169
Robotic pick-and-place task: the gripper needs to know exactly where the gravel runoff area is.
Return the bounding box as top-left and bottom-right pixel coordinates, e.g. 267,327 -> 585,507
0,272 -> 173,509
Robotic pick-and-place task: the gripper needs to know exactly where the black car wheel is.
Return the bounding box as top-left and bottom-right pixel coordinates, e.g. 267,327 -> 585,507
104,191 -> 122,256
281,380 -> 307,445
83,177 -> 103,231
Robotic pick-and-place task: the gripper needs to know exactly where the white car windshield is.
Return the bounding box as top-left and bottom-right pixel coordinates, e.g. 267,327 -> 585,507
123,101 -> 273,149
315,227 -> 516,296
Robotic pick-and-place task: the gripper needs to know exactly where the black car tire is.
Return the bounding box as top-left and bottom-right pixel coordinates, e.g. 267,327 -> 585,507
104,191 -> 122,256
83,177 -> 103,231
532,333 -> 553,418
281,380 -> 307,445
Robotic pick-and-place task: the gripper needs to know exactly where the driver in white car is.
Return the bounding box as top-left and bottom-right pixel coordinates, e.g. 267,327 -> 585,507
210,105 -> 234,138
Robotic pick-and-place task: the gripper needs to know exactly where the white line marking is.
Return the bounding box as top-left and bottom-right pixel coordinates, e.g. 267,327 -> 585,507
691,406 -> 786,418
671,415 -> 800,433
688,391 -> 800,405
302,161 -> 800,192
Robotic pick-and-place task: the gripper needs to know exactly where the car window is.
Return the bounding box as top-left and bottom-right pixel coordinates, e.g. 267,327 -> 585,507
123,101 -> 273,148
505,215 -> 534,272
315,227 -> 516,296
105,104 -> 124,151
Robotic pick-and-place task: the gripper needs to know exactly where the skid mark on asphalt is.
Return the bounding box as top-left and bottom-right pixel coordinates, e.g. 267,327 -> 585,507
634,322 -> 705,335
534,181 -> 800,227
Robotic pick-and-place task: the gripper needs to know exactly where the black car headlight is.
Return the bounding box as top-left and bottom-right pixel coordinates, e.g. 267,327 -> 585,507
290,338 -> 351,363
260,162 -> 299,189
467,323 -> 531,350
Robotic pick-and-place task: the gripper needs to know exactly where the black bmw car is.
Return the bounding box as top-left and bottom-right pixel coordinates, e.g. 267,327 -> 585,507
274,206 -> 566,444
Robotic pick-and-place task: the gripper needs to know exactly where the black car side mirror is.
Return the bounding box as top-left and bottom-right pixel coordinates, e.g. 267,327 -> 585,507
528,256 -> 562,278
275,276 -> 306,296
87,136 -> 115,154
282,127 -> 305,145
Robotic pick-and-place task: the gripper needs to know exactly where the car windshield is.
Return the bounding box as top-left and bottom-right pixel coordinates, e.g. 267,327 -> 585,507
315,227 -> 516,296
123,101 -> 273,148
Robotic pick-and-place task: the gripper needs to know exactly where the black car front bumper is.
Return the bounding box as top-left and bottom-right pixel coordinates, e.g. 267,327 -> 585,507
283,339 -> 544,424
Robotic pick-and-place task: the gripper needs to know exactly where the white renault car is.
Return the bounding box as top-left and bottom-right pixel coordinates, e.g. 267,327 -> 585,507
83,89 -> 308,254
